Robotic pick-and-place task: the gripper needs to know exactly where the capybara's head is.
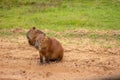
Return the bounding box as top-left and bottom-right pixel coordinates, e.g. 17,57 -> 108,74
26,27 -> 45,46
35,34 -> 48,50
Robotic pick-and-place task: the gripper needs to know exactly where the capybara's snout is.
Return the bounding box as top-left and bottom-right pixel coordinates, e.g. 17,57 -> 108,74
35,41 -> 39,49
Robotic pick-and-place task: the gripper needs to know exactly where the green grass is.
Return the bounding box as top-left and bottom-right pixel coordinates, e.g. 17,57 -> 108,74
0,0 -> 120,44
0,0 -> 120,31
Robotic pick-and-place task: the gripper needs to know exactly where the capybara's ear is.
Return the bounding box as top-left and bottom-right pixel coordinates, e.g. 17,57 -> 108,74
32,27 -> 36,30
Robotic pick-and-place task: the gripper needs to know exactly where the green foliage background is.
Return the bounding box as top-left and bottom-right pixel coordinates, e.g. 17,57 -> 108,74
0,0 -> 120,31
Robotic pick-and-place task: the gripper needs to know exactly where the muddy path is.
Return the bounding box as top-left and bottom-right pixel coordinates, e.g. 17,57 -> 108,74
0,33 -> 120,80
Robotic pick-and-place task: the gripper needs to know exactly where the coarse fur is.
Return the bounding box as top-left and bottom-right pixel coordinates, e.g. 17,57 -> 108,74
26,27 -> 45,47
35,34 -> 64,64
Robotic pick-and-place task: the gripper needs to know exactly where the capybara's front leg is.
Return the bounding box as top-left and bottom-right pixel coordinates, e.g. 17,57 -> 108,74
39,53 -> 43,64
45,55 -> 49,64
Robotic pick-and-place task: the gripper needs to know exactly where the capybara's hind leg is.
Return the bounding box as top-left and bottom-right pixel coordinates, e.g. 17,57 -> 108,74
49,59 -> 58,62
50,58 -> 61,63
55,59 -> 60,63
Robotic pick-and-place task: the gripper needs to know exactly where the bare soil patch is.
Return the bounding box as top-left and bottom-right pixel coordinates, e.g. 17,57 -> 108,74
0,30 -> 120,80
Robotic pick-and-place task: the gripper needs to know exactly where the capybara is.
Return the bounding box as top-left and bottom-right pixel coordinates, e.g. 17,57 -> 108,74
26,27 -> 45,47
35,34 -> 64,64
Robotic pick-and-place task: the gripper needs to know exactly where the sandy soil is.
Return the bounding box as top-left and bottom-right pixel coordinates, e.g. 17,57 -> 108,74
0,30 -> 120,80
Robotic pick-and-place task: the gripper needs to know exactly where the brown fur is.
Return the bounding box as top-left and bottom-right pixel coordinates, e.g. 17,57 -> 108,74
26,27 -> 45,47
35,34 -> 64,64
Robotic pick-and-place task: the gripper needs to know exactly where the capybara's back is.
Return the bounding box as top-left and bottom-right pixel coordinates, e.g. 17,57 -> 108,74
35,34 -> 64,63
48,38 -> 64,61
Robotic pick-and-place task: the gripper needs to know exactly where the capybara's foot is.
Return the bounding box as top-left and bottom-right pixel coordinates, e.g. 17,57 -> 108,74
40,61 -> 43,65
45,57 -> 50,64
40,59 -> 43,64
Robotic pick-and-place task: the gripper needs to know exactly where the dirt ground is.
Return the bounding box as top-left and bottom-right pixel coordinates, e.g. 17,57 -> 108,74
0,30 -> 120,80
